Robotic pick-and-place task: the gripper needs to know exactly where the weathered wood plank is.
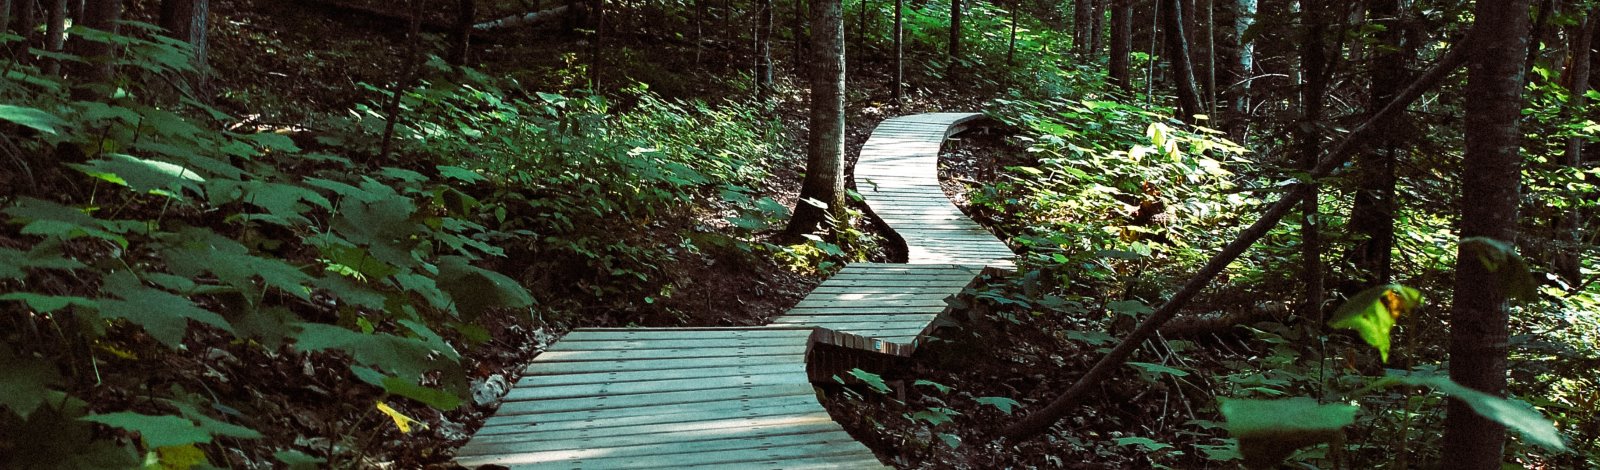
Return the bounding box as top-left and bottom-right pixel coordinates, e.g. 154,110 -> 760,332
494,383 -> 816,414
458,413 -> 842,453
517,363 -> 806,387
504,370 -> 809,401
476,399 -> 822,436
524,354 -> 807,376
480,394 -> 818,426
533,345 -> 807,363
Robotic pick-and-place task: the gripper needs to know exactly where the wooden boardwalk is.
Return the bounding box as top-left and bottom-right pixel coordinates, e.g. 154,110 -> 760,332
455,113 -> 1012,469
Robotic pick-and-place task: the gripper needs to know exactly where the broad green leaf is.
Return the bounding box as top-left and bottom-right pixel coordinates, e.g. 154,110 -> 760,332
273,450 -> 324,470
242,132 -> 301,154
975,396 -> 1020,415
847,368 -> 891,394
1128,361 -> 1190,377
99,271 -> 233,348
937,432 -> 962,448
292,323 -> 453,379
73,154 -> 206,195
1219,397 -> 1357,470
1106,299 -> 1153,316
910,408 -> 956,426
436,256 -> 533,319
1328,284 -> 1422,363
437,165 -> 486,183
913,379 -> 952,394
1115,436 -> 1174,452
0,350 -> 62,418
1372,375 -> 1566,451
5,198 -> 127,246
81,412 -> 211,448
1459,237 -> 1538,301
0,104 -> 68,135
380,376 -> 462,410
0,293 -> 98,313
146,444 -> 207,470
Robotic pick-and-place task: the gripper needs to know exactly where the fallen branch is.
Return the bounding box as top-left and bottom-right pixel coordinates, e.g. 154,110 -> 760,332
474,5 -> 571,31
1000,32 -> 1475,441
291,0 -> 454,34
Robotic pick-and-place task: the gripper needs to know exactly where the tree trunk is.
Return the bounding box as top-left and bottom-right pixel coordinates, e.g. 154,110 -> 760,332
159,0 -> 210,83
14,0 -> 36,55
42,0 -> 64,76
1295,0 -> 1328,324
1090,0 -> 1106,54
1225,0 -> 1255,139
892,0 -> 902,102
1161,0 -> 1203,123
1349,0 -> 1405,285
756,0 -> 774,101
1006,3 -> 1017,66
1,0 -> 12,36
66,0 -> 118,94
1073,0 -> 1091,53
999,34 -> 1472,442
785,0 -> 845,237
1524,0 -> 1555,86
792,0 -> 806,66
1109,0 -> 1131,91
1441,0 -> 1530,467
1554,8 -> 1596,285
589,0 -> 603,87
448,0 -> 474,65
948,0 -> 961,80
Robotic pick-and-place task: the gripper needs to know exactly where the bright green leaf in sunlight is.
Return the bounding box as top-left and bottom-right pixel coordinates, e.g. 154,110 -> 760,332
847,369 -> 891,394
0,104 -> 68,135
1368,375 -> 1566,451
1459,237 -> 1539,301
147,443 -> 207,470
1328,284 -> 1422,363
1219,397 -> 1357,470
73,154 -> 206,196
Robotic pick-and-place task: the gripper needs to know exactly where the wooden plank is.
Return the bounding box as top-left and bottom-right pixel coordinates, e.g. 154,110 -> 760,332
518,363 -> 807,387
494,383 -> 817,414
525,354 -> 806,376
785,305 -> 947,315
505,370 -> 810,401
533,345 -> 806,363
563,329 -> 814,342
793,299 -> 951,309
476,400 -> 823,436
811,279 -> 977,288
459,413 -> 843,452
481,394 -> 819,426
774,314 -> 937,325
547,337 -> 784,352
795,292 -> 952,302
461,430 -> 870,468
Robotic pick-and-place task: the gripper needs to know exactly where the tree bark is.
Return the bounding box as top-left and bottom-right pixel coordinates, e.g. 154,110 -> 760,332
1441,1 -> 1530,467
792,0 -> 807,66
42,0 -> 64,76
159,0 -> 210,83
1553,9 -> 1596,285
785,0 -> 845,237
1000,33 -> 1472,441
1090,0 -> 1106,55
948,0 -> 961,80
756,0 -> 774,101
1224,0 -> 1255,139
1295,0 -> 1328,324
1109,0 -> 1132,91
448,0 -> 475,65
1349,0 -> 1405,285
1160,0 -> 1203,123
1073,0 -> 1092,53
892,0 -> 903,102
1524,0 -> 1555,86
1006,3 -> 1018,66
589,0 -> 603,87
1,0 -> 12,37
66,0 -> 118,95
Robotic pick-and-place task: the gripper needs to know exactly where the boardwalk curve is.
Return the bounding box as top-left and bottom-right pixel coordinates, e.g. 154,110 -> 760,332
456,112 -> 1012,469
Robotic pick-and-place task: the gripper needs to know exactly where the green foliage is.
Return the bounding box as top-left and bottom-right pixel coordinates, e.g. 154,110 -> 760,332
1329,284 -> 1423,363
1220,398 -> 1358,470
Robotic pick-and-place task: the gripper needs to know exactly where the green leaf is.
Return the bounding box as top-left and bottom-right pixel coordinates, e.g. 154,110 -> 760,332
1115,436 -> 1174,452
913,379 -> 952,394
846,368 -> 891,394
435,256 -> 533,319
975,396 -> 1020,415
1219,397 -> 1358,470
937,432 -> 962,448
437,165 -> 486,183
380,376 -> 463,410
81,413 -> 211,448
73,154 -> 206,196
0,349 -> 62,418
0,104 -> 68,135
1459,237 -> 1538,301
292,323 -> 454,380
1128,361 -> 1190,377
910,408 -> 956,426
1372,375 -> 1566,451
0,293 -> 98,313
5,198 -> 127,246
1106,299 -> 1153,316
1328,284 -> 1422,363
273,450 -> 324,470
99,271 -> 233,348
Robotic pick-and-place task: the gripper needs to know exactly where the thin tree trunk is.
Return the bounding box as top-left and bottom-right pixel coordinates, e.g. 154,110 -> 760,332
1296,0 -> 1328,324
1073,0 -> 1091,53
379,0 -> 424,162
66,0 -> 117,95
1554,8 -> 1596,285
792,0 -> 806,66
1,0 -> 12,35
1161,0 -> 1203,123
785,0 -> 846,237
695,0 -> 704,64
948,0 -> 961,80
856,0 -> 867,53
160,0 -> 210,84
589,0 -> 603,87
1226,0 -> 1255,139
1441,0 -> 1530,466
1090,0 -> 1106,55
448,0 -> 475,65
756,0 -> 774,101
1203,0 -> 1215,112
1000,34 -> 1472,441
42,0 -> 64,76
14,0 -> 37,56
1524,0 -> 1555,86
1349,0 -> 1405,285
1007,4 -> 1018,66
1109,0 -> 1131,91
892,0 -> 903,102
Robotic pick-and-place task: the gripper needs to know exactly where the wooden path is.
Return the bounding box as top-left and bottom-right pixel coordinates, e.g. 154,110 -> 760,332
455,113 -> 1012,469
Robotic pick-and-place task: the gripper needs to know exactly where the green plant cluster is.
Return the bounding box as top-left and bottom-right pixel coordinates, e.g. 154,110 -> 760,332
0,23 -> 787,468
